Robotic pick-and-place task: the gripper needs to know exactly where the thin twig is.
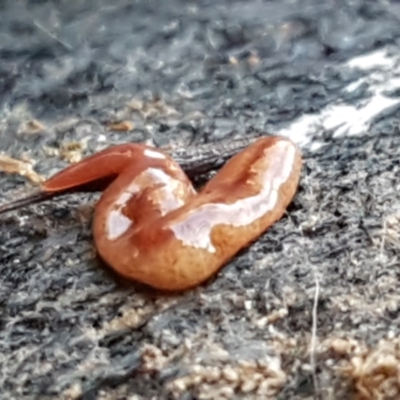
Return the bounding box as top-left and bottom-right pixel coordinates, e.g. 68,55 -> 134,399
33,20 -> 73,51
380,219 -> 387,258
310,274 -> 320,398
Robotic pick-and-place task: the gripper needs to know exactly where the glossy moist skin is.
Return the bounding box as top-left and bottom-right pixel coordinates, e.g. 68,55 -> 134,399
93,136 -> 302,291
0,136 -> 302,291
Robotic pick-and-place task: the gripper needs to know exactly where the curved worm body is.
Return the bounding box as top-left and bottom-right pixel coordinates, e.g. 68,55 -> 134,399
0,136 -> 301,291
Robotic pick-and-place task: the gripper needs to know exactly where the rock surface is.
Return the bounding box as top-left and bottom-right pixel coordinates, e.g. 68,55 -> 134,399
1,1 -> 400,399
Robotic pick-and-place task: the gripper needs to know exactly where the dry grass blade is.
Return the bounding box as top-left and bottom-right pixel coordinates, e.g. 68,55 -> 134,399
0,154 -> 44,184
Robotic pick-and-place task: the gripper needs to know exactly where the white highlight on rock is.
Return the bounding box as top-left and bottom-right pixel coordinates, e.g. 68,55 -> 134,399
278,49 -> 400,150
169,140 -> 295,252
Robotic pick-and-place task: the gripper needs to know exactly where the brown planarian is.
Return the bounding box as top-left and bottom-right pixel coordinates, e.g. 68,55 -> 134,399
0,136 -> 302,291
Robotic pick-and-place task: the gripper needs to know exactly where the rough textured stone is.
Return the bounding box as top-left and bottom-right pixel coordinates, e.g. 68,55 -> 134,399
1,1 -> 400,399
